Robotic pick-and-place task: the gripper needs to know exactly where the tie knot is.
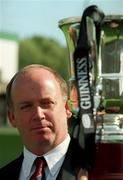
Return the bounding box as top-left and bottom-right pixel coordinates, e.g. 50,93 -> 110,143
35,157 -> 46,168
30,157 -> 46,180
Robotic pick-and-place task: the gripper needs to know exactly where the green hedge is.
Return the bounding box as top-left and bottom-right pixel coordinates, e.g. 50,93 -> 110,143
0,127 -> 23,168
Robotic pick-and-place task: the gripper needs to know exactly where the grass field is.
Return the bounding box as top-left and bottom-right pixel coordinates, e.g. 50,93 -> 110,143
0,126 -> 23,168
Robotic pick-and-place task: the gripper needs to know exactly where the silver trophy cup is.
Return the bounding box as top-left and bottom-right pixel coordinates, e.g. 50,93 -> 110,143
59,14 -> 123,178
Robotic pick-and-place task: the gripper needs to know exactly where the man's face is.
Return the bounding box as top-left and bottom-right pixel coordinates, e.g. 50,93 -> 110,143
8,68 -> 69,154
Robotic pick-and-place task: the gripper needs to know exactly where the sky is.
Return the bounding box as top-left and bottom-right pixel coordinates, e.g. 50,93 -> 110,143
0,0 -> 123,46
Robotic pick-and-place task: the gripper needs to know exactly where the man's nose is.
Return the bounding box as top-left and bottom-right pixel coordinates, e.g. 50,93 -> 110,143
33,106 -> 45,119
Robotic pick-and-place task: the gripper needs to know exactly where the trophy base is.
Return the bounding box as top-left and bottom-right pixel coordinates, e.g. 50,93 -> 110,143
89,173 -> 123,180
89,143 -> 123,179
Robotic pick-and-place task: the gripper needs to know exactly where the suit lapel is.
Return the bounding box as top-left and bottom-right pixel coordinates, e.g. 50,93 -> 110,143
12,154 -> 24,179
56,138 -> 88,180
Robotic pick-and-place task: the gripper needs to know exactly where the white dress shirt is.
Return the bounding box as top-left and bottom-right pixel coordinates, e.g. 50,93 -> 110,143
19,134 -> 70,180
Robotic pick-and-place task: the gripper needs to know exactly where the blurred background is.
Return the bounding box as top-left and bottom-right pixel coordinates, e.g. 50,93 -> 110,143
0,0 -> 123,168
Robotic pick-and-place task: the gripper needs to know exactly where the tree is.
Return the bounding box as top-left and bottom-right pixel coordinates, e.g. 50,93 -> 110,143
19,36 -> 70,80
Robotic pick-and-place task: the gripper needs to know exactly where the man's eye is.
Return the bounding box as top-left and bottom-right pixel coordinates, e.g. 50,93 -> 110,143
41,101 -> 55,108
20,104 -> 32,110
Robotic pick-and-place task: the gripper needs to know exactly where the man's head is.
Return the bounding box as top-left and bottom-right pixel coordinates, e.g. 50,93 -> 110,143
6,64 -> 71,155
6,64 -> 68,110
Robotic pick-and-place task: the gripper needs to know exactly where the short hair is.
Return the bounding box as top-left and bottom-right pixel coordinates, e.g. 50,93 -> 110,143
6,64 -> 68,109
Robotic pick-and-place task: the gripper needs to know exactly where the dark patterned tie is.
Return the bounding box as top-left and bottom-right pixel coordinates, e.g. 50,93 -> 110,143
29,157 -> 46,180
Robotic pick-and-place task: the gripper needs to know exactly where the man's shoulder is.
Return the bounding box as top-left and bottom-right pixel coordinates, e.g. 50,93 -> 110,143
0,154 -> 23,177
67,138 -> 87,167
57,137 -> 88,179
69,137 -> 84,154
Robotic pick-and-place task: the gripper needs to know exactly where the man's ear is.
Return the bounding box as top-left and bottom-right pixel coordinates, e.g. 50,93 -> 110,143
65,101 -> 72,119
7,110 -> 17,128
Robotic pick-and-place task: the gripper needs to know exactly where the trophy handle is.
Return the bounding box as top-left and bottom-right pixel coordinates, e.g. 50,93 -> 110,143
59,5 -> 105,169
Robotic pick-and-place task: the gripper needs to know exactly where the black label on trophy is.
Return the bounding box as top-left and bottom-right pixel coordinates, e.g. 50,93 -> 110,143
74,55 -> 95,133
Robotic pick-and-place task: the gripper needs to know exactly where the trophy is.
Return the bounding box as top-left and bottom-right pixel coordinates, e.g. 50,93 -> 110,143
59,5 -> 123,179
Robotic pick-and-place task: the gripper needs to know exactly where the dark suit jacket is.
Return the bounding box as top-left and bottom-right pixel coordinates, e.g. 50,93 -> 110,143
0,138 -> 88,180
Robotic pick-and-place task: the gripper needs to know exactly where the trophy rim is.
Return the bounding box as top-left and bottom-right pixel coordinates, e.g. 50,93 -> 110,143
58,16 -> 81,27
58,15 -> 123,27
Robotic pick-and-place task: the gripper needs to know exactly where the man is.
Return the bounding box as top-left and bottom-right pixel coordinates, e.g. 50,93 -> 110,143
0,64 -> 88,180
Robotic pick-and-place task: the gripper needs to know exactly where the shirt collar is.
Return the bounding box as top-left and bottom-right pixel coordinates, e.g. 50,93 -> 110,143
44,134 -> 70,176
22,134 -> 70,178
23,147 -> 37,179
